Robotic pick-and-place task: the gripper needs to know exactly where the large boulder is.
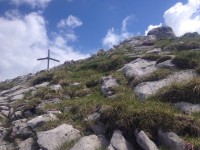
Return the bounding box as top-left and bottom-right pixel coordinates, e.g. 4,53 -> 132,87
147,26 -> 175,39
134,70 -> 196,100
158,130 -> 186,150
101,76 -> 119,97
70,135 -> 108,150
134,130 -> 158,150
108,130 -> 133,150
18,138 -> 38,150
123,58 -> 157,81
37,124 -> 81,150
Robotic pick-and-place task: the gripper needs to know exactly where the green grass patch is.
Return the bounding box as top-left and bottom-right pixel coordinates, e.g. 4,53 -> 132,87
156,56 -> 172,64
156,77 -> 200,104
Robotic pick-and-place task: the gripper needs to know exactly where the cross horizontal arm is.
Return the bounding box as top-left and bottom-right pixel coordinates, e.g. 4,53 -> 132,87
49,57 -> 60,62
37,57 -> 48,61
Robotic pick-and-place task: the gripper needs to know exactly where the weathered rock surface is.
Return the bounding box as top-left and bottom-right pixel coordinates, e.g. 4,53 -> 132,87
175,102 -> 200,115
84,112 -> 100,122
147,26 -> 175,39
158,130 -> 186,150
37,124 -> 81,150
135,70 -> 196,100
18,138 -> 38,150
134,130 -> 158,150
101,76 -> 119,97
27,113 -> 57,129
123,58 -> 157,81
108,130 -> 133,150
70,135 -> 108,150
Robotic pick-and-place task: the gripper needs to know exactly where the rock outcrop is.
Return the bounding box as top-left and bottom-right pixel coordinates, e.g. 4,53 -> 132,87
147,26 -> 175,39
37,124 -> 81,150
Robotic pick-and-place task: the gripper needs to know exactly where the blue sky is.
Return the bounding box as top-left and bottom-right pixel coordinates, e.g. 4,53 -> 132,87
0,0 -> 200,80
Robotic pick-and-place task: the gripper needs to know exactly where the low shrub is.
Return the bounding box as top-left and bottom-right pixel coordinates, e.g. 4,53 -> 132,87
172,56 -> 198,69
31,72 -> 54,86
156,56 -> 172,64
157,78 -> 200,104
142,54 -> 161,61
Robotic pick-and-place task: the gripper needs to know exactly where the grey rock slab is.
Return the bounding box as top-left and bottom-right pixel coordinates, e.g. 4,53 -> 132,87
134,70 -> 197,100
135,130 -> 158,150
175,102 -> 200,115
91,123 -> 106,135
18,138 -> 38,150
37,124 -> 81,150
146,48 -> 161,54
108,130 -> 133,150
0,106 -> 9,110
27,113 -> 57,129
101,76 -> 119,97
158,130 -> 186,150
10,94 -> 24,101
50,84 -> 62,91
123,58 -> 157,81
1,110 -> 9,117
35,82 -> 49,88
0,143 -> 15,150
7,87 -> 34,97
70,135 -> 107,150
15,111 -> 23,119
84,112 -> 100,122
0,85 -> 24,96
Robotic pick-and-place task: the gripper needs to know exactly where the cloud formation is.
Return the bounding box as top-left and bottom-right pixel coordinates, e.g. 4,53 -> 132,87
145,0 -> 200,36
164,0 -> 200,36
57,15 -> 83,29
11,0 -> 52,8
0,12 -> 88,81
102,16 -> 134,49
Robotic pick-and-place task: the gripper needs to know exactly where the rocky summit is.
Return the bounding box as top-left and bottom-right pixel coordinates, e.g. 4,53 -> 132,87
1,26 -> 200,150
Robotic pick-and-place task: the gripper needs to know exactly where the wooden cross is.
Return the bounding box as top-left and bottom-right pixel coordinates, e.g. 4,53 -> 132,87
37,49 -> 60,70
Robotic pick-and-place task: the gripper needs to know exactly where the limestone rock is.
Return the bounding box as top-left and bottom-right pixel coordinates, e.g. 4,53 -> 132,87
27,113 -> 57,129
174,102 -> 200,115
101,76 -> 119,97
134,130 -> 158,150
84,112 -> 100,122
147,26 -> 175,39
123,58 -> 157,81
158,130 -> 186,150
70,135 -> 107,150
108,130 -> 133,150
50,84 -> 62,91
37,124 -> 81,150
134,70 -> 196,100
18,138 -> 38,150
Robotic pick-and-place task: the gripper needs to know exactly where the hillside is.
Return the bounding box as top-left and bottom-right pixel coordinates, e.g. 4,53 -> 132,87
1,26 -> 200,150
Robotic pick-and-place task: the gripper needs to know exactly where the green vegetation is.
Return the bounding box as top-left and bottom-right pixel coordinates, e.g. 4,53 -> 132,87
0,81 -> 15,92
156,55 -> 172,64
172,51 -> 200,69
157,77 -> 200,104
141,54 -> 161,61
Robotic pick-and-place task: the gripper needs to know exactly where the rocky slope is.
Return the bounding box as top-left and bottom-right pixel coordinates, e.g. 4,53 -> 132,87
1,26 -> 200,150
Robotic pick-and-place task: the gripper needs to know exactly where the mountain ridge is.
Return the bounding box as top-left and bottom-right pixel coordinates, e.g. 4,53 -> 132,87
1,26 -> 200,149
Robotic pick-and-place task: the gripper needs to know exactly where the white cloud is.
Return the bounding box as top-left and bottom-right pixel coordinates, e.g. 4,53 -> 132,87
11,0 -> 52,8
102,16 -> 134,49
145,23 -> 162,35
164,0 -> 200,36
57,15 -> 83,29
0,11 -> 89,81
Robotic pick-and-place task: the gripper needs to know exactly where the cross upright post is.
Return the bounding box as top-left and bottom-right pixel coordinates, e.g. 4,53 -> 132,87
37,49 -> 60,70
